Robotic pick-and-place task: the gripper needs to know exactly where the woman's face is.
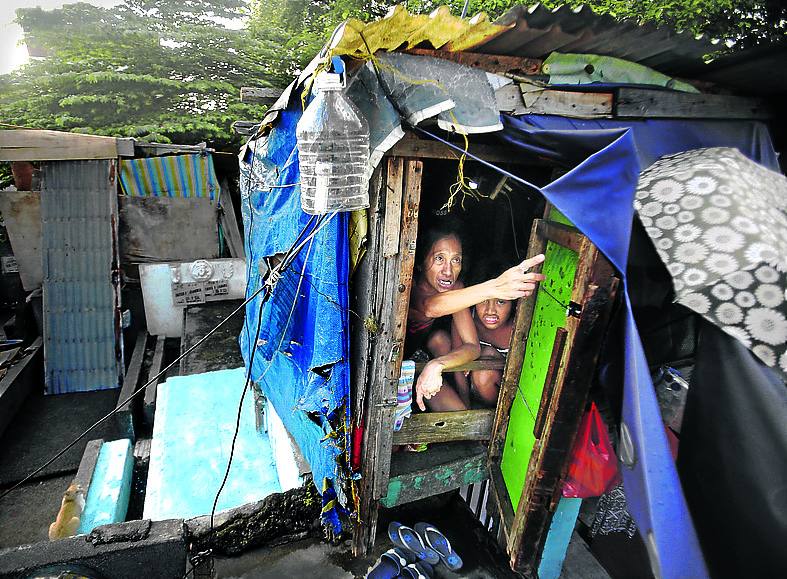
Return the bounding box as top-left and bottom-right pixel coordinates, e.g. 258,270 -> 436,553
423,235 -> 462,293
476,298 -> 513,330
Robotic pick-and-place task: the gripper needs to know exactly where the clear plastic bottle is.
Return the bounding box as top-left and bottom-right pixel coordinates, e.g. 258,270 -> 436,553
296,71 -> 370,214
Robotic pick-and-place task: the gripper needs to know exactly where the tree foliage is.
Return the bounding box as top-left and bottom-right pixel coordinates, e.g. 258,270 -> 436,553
1,0 -> 782,155
0,0 -> 291,148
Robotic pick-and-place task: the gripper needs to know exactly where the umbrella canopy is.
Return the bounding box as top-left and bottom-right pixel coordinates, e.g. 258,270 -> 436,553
635,147 -> 787,378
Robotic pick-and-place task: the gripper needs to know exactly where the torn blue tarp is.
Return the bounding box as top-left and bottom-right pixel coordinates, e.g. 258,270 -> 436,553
498,114 -> 778,578
239,104 -> 351,506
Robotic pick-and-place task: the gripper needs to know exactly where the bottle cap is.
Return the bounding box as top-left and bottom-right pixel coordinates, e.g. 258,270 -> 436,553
314,71 -> 343,91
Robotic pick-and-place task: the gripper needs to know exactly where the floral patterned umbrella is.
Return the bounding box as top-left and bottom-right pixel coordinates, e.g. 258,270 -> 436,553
635,147 -> 787,378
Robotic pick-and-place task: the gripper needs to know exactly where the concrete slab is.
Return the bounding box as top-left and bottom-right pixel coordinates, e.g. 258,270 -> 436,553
0,518 -> 186,579
0,473 -> 73,549
143,368 -> 281,521
0,388 -> 118,486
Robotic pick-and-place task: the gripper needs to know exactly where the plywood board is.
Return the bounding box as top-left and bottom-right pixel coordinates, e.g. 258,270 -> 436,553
0,191 -> 43,290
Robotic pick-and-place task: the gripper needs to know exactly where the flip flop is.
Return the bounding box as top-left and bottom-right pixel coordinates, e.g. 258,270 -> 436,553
400,561 -> 434,579
366,547 -> 415,579
413,522 -> 463,571
387,522 -> 440,565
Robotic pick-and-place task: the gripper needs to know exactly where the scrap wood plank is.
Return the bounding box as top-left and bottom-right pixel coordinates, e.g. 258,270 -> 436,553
414,357 -> 506,373
0,129 -> 133,160
240,87 -> 283,104
405,48 -> 542,76
495,84 -> 613,118
114,332 -> 148,440
351,167 -> 388,558
393,409 -> 494,445
143,335 -> 166,427
0,338 -> 42,440
615,87 -> 772,119
387,132 -> 536,165
381,442 -> 488,508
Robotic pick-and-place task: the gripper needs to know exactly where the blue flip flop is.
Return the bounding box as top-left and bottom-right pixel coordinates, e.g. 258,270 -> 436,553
400,561 -> 434,579
366,547 -> 415,579
413,522 -> 463,571
387,522 -> 440,565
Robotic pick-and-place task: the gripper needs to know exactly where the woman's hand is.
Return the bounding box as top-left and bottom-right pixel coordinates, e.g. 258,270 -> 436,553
415,360 -> 444,411
489,254 -> 546,300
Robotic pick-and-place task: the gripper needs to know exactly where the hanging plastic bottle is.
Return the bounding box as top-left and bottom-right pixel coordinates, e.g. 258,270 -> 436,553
296,66 -> 370,215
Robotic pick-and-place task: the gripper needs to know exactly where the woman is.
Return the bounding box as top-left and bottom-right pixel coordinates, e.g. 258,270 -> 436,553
407,221 -> 545,412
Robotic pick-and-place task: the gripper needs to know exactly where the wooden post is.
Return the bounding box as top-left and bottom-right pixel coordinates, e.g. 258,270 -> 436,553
352,158 -> 422,556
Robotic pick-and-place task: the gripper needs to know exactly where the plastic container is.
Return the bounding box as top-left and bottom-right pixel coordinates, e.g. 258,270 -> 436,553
296,71 -> 370,214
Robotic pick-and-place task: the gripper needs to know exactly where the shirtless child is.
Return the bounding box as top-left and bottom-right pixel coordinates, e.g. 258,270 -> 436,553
452,296 -> 514,407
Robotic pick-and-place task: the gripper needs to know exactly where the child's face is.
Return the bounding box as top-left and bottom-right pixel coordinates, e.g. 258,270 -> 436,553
477,298 -> 513,330
423,235 -> 462,293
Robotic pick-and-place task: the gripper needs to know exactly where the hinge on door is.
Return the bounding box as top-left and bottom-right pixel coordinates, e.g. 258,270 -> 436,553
567,301 -> 582,318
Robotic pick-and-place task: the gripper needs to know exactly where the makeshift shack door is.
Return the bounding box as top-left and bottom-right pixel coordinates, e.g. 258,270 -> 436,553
487,218 -> 618,574
352,157 -> 422,556
41,160 -> 123,394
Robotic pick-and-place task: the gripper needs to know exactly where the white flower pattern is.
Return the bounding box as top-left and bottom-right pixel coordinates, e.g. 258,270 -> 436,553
635,147 -> 787,380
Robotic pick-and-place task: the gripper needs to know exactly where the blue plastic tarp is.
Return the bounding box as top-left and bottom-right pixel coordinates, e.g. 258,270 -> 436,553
239,105 -> 351,499
498,114 -> 778,578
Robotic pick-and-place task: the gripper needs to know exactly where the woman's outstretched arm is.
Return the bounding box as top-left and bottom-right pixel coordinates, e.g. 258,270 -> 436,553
422,254 -> 546,319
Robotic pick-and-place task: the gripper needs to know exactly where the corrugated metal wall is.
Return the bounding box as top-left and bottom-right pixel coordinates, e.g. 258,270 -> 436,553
41,160 -> 122,394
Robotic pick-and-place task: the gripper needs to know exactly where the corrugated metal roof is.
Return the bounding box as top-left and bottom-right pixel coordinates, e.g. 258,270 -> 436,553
691,39 -> 787,96
41,160 -> 122,394
475,4 -> 720,77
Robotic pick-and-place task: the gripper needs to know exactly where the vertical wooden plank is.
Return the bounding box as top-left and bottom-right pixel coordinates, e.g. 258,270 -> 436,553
352,157 -> 423,556
143,336 -> 166,426
351,165 -> 388,558
382,160 -> 403,258
351,167 -> 385,423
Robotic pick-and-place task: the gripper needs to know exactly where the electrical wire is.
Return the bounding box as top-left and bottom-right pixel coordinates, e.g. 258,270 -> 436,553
0,291 -> 262,502
189,211 -> 338,577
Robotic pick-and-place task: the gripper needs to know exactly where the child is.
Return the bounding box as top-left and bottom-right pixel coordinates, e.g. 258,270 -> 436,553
451,261 -> 517,407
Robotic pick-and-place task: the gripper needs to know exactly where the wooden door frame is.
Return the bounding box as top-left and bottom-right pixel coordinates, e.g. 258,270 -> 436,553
486,218 -> 619,574
352,156 -> 423,556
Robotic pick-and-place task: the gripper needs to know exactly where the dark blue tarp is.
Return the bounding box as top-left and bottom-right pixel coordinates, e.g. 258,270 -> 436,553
239,105 -> 351,499
499,114 -> 778,578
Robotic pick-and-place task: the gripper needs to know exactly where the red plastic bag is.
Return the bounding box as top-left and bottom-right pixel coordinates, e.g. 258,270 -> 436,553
562,402 -> 621,498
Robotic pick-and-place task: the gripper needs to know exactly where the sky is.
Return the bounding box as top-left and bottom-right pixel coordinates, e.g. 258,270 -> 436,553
0,0 -> 247,75
0,1 -> 123,74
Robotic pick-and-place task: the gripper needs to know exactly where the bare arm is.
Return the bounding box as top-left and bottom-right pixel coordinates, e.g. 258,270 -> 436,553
423,254 -> 546,319
416,308 -> 480,411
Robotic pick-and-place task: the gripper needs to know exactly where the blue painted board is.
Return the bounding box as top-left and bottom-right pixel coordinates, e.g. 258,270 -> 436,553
538,497 -> 583,579
143,367 -> 282,520
79,438 -> 134,534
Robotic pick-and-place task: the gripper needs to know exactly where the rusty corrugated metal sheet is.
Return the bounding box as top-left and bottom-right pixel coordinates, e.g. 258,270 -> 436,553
330,4 -> 512,58
475,3 -> 720,77
41,160 -> 122,394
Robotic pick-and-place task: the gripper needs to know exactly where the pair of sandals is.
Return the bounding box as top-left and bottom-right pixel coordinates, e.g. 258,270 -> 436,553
367,521 -> 463,578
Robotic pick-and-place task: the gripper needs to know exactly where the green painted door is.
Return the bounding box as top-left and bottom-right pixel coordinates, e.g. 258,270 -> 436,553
500,239 -> 579,511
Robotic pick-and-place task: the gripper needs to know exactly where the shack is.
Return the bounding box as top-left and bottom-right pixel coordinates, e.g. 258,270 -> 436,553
0,4 -> 783,578
239,4 -> 785,578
